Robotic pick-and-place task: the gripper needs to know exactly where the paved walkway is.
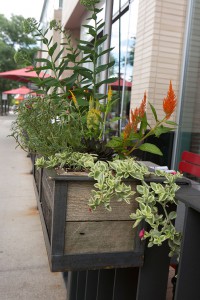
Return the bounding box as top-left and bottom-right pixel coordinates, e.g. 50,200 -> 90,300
0,115 -> 67,300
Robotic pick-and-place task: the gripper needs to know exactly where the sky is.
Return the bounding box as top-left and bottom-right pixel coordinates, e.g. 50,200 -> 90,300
0,0 -> 45,21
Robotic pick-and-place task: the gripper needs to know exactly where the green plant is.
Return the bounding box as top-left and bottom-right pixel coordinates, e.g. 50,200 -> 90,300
35,152 -> 182,257
107,81 -> 177,157
11,0 -> 182,258
12,0 -> 119,158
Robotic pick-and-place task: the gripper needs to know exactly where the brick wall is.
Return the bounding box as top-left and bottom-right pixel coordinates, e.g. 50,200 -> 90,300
131,0 -> 187,125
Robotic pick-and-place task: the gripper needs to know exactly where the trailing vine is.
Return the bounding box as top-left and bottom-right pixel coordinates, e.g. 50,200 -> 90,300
35,152 -> 182,257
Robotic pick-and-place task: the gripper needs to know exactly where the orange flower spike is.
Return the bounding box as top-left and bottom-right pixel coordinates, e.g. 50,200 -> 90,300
163,81 -> 177,119
131,107 -> 140,132
139,91 -> 146,118
123,122 -> 132,140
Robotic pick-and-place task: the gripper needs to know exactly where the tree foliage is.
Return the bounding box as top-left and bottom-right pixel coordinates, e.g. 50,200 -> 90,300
0,14 -> 38,92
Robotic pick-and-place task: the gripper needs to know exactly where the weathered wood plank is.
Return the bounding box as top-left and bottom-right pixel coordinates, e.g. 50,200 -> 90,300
42,168 -> 55,196
51,181 -> 68,255
40,187 -> 53,240
66,181 -> 138,221
64,221 -> 136,254
41,171 -> 54,209
52,252 -> 143,272
34,168 -> 40,191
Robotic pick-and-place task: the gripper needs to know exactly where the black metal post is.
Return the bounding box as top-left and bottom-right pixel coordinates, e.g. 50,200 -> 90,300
174,207 -> 200,300
136,242 -> 170,300
67,268 -> 140,300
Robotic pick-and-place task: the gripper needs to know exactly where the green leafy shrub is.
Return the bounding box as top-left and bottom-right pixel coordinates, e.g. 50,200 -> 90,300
11,0 -> 182,258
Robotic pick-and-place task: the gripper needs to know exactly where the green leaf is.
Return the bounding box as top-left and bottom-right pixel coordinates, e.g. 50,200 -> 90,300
77,44 -> 93,52
72,66 -> 92,72
154,125 -> 175,137
165,120 -> 178,126
139,143 -> 163,156
60,73 -> 77,86
42,38 -> 48,45
96,35 -> 108,47
139,113 -> 148,135
48,36 -> 53,47
82,24 -> 94,30
168,211 -> 177,220
49,42 -> 57,56
96,61 -> 115,74
58,61 -> 69,77
67,53 -> 79,62
35,58 -> 51,64
97,47 -> 114,58
106,137 -> 123,149
34,66 -> 52,71
54,48 -> 64,63
77,98 -> 89,107
78,70 -> 93,79
76,39 -> 93,46
96,77 -> 118,88
79,79 -> 92,85
97,22 -> 105,31
34,89 -> 45,94
89,27 -> 96,37
149,102 -> 158,122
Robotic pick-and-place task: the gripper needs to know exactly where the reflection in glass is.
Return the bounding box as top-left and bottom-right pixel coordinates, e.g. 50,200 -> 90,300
109,0 -> 139,134
174,0 -> 200,175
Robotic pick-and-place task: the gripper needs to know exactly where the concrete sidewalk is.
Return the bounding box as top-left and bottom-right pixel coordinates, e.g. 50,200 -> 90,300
0,115 -> 67,300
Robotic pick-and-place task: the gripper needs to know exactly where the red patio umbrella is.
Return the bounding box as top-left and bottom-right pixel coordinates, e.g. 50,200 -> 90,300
109,78 -> 132,90
0,66 -> 50,83
3,85 -> 34,95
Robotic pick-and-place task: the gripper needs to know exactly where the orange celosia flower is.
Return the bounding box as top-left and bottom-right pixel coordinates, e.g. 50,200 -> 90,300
138,91 -> 146,118
123,122 -> 132,140
163,81 -> 177,119
123,92 -> 147,139
130,92 -> 147,132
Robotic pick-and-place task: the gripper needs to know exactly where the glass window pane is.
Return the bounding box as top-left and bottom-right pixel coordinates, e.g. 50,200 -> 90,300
109,0 -> 139,132
175,0 -> 200,179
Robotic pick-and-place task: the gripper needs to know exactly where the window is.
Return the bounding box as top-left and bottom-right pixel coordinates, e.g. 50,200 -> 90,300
109,0 -> 139,132
174,0 -> 200,172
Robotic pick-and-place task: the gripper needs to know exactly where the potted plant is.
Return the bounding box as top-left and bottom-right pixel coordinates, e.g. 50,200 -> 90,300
11,0 -> 182,271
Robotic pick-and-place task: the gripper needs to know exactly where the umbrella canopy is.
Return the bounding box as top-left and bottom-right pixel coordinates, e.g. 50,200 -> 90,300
3,85 -> 34,95
0,66 -> 49,83
109,78 -> 132,90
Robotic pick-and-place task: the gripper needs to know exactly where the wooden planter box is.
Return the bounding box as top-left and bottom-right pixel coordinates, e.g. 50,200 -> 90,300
35,168 -> 144,271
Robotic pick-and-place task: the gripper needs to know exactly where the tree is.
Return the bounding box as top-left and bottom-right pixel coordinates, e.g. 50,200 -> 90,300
0,14 -> 38,93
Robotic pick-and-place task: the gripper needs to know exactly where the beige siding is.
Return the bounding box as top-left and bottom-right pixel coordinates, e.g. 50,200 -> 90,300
131,0 -> 187,125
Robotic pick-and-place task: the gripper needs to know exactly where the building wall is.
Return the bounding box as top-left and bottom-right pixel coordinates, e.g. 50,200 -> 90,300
131,0 -> 188,125
62,0 -> 85,30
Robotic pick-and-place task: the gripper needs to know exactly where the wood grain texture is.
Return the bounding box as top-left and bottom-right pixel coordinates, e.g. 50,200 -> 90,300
34,168 -> 40,191
42,170 -> 54,209
40,170 -> 140,260
40,186 -> 52,240
43,168 -> 55,192
66,181 -> 138,221
64,221 -> 136,254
